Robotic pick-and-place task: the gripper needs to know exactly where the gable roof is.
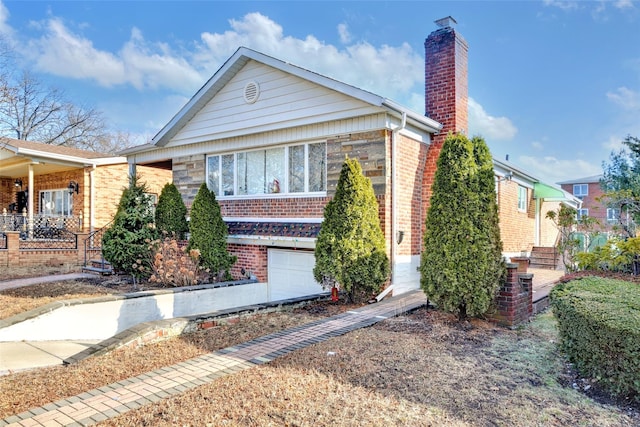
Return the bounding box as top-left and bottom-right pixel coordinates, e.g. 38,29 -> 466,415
556,174 -> 603,185
1,138 -> 111,159
0,137 -> 126,178
493,158 -> 582,208
151,47 -> 442,148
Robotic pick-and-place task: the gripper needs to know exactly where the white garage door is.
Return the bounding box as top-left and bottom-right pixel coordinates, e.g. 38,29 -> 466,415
268,249 -> 324,301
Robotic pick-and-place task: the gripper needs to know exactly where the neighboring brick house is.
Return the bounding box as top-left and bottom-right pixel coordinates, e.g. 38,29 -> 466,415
557,175 -> 618,230
124,18 -> 579,297
0,138 -> 171,269
495,159 -> 580,260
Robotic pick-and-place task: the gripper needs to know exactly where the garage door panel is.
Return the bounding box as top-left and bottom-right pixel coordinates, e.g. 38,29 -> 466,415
268,249 -> 323,301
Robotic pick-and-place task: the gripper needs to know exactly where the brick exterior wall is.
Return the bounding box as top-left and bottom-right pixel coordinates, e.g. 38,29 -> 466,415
560,181 -> 613,231
498,182 -> 535,253
171,130 -> 397,280
0,178 -> 15,211
228,243 -> 269,282
396,133 -> 429,256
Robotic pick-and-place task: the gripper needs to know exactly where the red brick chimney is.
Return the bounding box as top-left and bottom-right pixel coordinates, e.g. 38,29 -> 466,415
422,16 -> 469,220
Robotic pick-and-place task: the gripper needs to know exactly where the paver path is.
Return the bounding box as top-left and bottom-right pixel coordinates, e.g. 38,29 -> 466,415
0,290 -> 428,427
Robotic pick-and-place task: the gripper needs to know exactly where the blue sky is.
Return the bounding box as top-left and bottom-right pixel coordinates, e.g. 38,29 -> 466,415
1,0 -> 638,183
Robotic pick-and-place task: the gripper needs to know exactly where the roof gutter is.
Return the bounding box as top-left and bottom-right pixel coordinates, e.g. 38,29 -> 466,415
381,99 -> 442,135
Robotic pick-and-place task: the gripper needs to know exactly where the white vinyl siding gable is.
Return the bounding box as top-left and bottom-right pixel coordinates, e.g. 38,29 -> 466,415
167,60 -> 382,147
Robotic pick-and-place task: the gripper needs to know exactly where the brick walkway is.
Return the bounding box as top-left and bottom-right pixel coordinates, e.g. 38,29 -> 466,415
0,290 -> 428,427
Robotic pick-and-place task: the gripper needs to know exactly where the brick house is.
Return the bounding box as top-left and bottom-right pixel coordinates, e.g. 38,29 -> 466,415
495,158 -> 580,263
557,175 -> 619,229
0,138 -> 171,269
124,18 -> 579,297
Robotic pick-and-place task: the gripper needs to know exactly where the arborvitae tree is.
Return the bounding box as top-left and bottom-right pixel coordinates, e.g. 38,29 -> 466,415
313,157 -> 390,302
187,183 -> 236,280
102,175 -> 158,285
420,134 -> 505,320
155,182 -> 188,239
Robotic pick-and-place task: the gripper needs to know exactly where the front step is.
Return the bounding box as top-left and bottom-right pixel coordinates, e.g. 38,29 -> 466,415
82,259 -> 113,275
529,246 -> 561,270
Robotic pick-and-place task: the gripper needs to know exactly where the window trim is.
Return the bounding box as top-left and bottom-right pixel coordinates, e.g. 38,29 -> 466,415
206,141 -> 327,199
517,185 -> 527,212
39,189 -> 73,216
606,208 -> 619,222
573,184 -> 588,197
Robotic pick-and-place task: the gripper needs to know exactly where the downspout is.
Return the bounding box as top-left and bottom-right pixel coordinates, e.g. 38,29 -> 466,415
376,112 -> 406,302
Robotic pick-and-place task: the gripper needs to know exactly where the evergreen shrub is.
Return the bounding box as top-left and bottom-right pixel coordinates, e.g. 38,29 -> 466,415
551,276 -> 640,401
155,183 -> 188,240
187,183 -> 236,280
102,175 -> 158,284
420,134 -> 505,319
313,157 -> 389,302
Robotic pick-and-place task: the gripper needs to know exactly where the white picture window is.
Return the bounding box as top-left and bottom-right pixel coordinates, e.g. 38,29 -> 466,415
517,186 -> 527,212
607,208 -> 619,222
207,142 -> 326,197
573,184 -> 588,197
39,190 -> 73,216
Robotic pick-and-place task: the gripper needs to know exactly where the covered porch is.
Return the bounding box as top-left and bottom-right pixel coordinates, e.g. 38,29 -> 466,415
0,138 -> 129,270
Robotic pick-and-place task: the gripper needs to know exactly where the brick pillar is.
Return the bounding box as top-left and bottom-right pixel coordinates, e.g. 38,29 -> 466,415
4,231 -> 20,268
491,263 -> 534,327
422,17 -> 469,235
519,273 -> 534,320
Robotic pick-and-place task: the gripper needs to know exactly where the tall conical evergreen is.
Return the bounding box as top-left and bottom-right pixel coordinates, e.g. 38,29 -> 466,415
102,175 -> 158,282
155,183 -> 188,239
187,183 -> 236,279
420,134 -> 505,319
313,157 -> 389,302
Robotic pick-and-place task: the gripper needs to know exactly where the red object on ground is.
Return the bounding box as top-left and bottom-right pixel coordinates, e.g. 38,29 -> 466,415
331,286 -> 339,301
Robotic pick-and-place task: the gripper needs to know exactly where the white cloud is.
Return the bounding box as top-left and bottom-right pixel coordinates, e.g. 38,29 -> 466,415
532,141 -> 544,150
518,155 -> 602,184
195,12 -> 424,101
614,0 -> 635,9
607,86 -> 640,110
11,10 -> 426,104
542,0 -> 580,11
0,0 -> 11,35
468,98 -> 518,141
337,23 -> 351,44
602,134 -> 626,151
21,17 -> 202,92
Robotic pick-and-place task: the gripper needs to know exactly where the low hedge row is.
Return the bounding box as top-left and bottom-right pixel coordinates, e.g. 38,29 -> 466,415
550,276 -> 640,401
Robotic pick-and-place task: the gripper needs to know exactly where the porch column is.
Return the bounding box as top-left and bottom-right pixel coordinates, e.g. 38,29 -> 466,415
89,165 -> 96,233
534,198 -> 541,247
28,164 -> 34,238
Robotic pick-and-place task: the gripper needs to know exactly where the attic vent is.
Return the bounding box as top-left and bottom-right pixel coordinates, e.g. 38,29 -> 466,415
243,81 -> 260,104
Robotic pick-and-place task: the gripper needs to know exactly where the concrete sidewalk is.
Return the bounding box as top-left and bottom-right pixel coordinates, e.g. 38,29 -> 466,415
0,290 -> 428,427
0,273 -> 97,292
0,340 -> 101,375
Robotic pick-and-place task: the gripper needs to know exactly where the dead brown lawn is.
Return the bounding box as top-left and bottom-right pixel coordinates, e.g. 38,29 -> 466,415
1,279 -> 639,426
